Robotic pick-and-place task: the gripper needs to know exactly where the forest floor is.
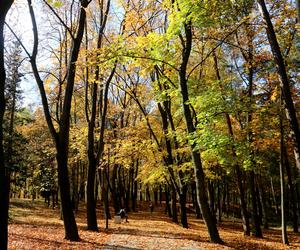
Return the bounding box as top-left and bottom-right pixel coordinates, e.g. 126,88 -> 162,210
8,199 -> 300,250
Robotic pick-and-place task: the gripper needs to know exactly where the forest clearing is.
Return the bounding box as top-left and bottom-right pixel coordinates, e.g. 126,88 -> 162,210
1,0 -> 300,249
8,199 -> 300,249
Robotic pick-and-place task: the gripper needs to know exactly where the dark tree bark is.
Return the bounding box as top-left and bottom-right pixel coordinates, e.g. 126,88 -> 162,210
245,32 -> 262,238
270,176 -> 279,216
217,181 -> 222,222
177,21 -> 223,244
86,0 -> 113,230
159,185 -> 162,205
131,160 -> 138,212
179,186 -> 188,228
111,164 -> 120,213
283,146 -> 298,232
258,178 -> 269,229
154,189 -> 158,206
165,185 -> 172,218
208,180 -> 216,223
146,185 -> 151,201
256,187 -> 263,226
157,100 -> 187,227
191,182 -> 201,219
0,1 -> 14,249
25,0 -> 92,240
249,171 -> 262,237
258,0 -> 300,172
171,188 -> 178,223
213,53 -> 250,235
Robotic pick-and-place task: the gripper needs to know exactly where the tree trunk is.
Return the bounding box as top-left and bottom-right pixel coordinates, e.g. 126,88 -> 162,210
270,177 -> 279,216
86,69 -> 99,230
177,21 -> 222,244
171,187 -> 178,223
258,178 -> 269,229
284,146 -> 298,232
208,180 -> 216,224
0,2 -> 14,248
146,185 -> 151,201
87,157 -> 98,231
112,164 -> 120,213
217,181 -> 222,223
213,52 -> 250,235
26,0 -> 91,241
102,167 -> 111,229
258,0 -> 300,172
235,165 -> 250,235
159,185 -> 162,205
56,148 -> 79,240
256,187 -> 263,226
249,171 -> 262,237
132,160 -> 138,212
165,185 -> 172,217
179,185 -> 188,228
154,189 -> 158,206
279,111 -> 289,245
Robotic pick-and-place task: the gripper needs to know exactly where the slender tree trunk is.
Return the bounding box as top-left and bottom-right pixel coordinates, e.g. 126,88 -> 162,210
86,64 -> 99,230
270,177 -> 279,216
283,146 -> 298,232
294,170 -> 300,219
112,164 -> 119,213
258,178 -> 269,229
139,183 -> 143,201
26,0 -> 91,240
154,189 -> 158,206
0,2 -> 15,248
213,53 -> 250,235
171,187 -> 178,223
226,182 -> 230,217
279,110 -> 289,245
179,185 -> 188,228
249,171 -> 262,237
102,167 -> 111,229
208,180 -> 216,223
217,181 -> 222,223
165,185 -> 172,218
177,21 -> 222,244
236,165 -> 250,235
258,0 -> 300,172
146,185 -> 151,201
159,185 -> 162,205
87,157 -> 98,231
256,187 -> 263,226
246,32 -> 262,237
132,160 -> 138,212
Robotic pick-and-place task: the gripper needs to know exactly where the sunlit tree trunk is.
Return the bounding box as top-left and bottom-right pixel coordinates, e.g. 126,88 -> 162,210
26,0 -> 92,240
258,0 -> 300,172
213,53 -> 250,235
178,21 -> 223,244
279,105 -> 289,245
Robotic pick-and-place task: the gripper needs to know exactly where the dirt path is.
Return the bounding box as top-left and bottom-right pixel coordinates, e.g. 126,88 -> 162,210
103,223 -> 203,250
7,199 -> 300,249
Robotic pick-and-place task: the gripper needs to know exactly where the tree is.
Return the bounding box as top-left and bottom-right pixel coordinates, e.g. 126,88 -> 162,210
257,0 -> 300,173
0,1 -> 14,249
85,0 -> 115,230
21,0 -> 92,241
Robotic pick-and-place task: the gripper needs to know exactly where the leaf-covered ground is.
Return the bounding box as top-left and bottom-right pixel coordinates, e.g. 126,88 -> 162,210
8,199 -> 300,249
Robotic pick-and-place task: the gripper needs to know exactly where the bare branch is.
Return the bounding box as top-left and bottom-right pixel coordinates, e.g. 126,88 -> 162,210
41,0 -> 75,40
